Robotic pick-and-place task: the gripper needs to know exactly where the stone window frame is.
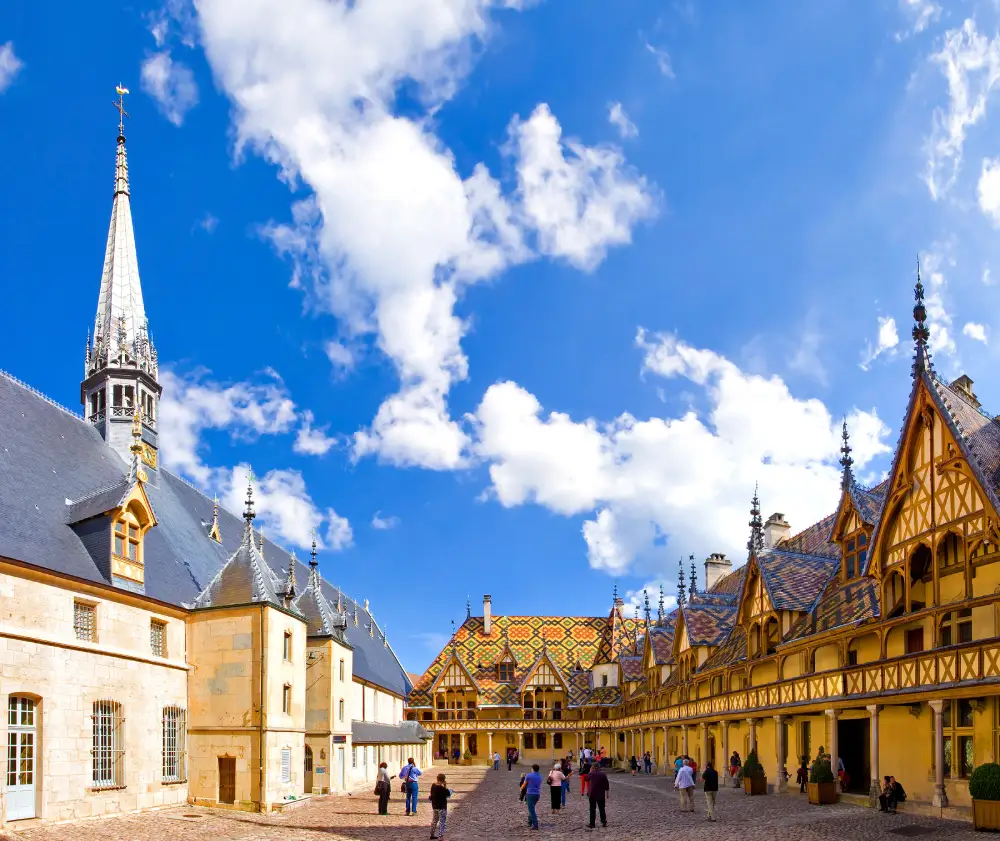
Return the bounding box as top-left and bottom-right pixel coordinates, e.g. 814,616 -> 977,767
338,698 -> 345,722
150,619 -> 167,657
282,684 -> 292,715
91,699 -> 125,790
74,600 -> 97,643
161,706 -> 186,783
282,631 -> 292,662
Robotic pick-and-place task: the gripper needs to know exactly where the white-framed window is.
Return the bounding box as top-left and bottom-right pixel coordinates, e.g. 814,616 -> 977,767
363,746 -> 368,770
92,700 -> 125,788
283,631 -> 292,662
282,684 -> 291,714
150,620 -> 166,657
162,706 -> 186,781
281,747 -> 291,783
75,601 -> 96,642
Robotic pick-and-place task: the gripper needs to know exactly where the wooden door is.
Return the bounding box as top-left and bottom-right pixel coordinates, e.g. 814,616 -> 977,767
218,756 -> 236,804
304,746 -> 314,793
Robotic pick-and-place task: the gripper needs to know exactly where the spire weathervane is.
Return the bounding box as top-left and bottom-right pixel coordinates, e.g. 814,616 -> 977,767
913,257 -> 931,375
643,589 -> 651,626
310,530 -> 318,569
114,84 -> 130,138
748,483 -> 764,555
244,468 -> 256,525
840,419 -> 854,491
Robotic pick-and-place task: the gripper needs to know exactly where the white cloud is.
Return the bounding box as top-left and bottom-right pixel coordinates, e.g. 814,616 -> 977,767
472,330 -> 892,573
371,511 -> 401,530
621,580 -> 678,617
787,327 -> 826,385
0,42 -> 22,93
140,50 -> 199,126
508,104 -> 656,271
197,212 -> 219,233
194,0 -> 654,471
293,410 -> 338,456
325,508 -> 354,550
608,102 -> 638,139
924,20 -> 1000,200
978,157 -> 1000,225
324,339 -> 356,375
645,42 -> 675,79
895,0 -> 941,41
964,321 -> 988,343
158,369 -> 297,485
860,316 -> 900,370
984,267 -> 995,286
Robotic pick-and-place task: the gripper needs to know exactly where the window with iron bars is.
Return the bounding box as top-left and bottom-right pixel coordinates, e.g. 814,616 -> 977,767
162,707 -> 186,782
92,700 -> 125,788
74,601 -> 96,642
150,620 -> 167,657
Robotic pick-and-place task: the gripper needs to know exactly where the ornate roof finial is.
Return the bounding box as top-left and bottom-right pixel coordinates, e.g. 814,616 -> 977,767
451,618 -> 458,653
913,257 -> 931,375
309,531 -> 318,569
283,551 -> 297,604
127,409 -> 144,482
678,558 -> 686,607
840,418 -> 854,491
244,469 -> 256,525
466,596 -> 471,620
689,556 -> 697,596
114,83 -> 130,139
748,482 -> 764,555
612,580 -> 619,604
209,494 -> 221,543
658,584 -> 665,625
643,589 -> 651,625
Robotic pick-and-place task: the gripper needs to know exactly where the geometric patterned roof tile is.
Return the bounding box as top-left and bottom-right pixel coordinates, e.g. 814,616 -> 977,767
757,549 -> 840,613
778,512 -> 839,559
785,575 -> 880,642
682,604 -> 737,647
620,656 -> 643,681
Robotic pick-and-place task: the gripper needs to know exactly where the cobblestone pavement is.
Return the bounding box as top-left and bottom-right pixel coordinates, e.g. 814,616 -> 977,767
6,767 -> 984,840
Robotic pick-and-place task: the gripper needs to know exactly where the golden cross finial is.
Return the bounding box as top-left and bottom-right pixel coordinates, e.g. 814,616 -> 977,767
114,83 -> 130,137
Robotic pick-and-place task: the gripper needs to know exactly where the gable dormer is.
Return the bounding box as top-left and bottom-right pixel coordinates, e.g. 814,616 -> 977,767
736,557 -> 778,659
492,635 -> 518,682
832,490 -> 871,583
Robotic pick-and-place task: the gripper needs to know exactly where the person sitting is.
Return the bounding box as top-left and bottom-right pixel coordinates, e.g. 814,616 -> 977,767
878,776 -> 893,813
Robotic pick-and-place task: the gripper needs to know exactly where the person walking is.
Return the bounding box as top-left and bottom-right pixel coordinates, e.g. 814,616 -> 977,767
493,751 -> 500,771
585,761 -> 610,829
796,757 -> 808,794
729,751 -> 742,788
674,759 -> 696,812
643,751 -> 652,775
507,748 -> 514,771
629,755 -> 638,776
400,756 -> 422,816
429,773 -> 452,839
521,763 -> 543,830
702,761 -> 719,822
580,756 -> 590,797
560,757 -> 572,807
375,761 -> 393,815
547,762 -> 565,811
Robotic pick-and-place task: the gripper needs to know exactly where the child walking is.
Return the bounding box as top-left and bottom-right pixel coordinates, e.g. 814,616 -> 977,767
430,773 -> 452,840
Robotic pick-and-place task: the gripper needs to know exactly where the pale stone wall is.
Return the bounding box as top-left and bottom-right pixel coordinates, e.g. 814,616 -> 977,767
0,567 -> 188,826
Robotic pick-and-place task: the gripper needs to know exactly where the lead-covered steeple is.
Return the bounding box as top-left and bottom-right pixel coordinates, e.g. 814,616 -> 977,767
81,86 -> 162,477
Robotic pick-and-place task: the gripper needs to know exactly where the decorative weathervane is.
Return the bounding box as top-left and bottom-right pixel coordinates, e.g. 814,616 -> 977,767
747,483 -> 764,555
113,84 -> 130,137
840,419 -> 854,491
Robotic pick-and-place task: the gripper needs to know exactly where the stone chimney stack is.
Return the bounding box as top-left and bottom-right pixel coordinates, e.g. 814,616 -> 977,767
950,375 -> 981,409
483,594 -> 492,635
763,513 -> 791,549
704,553 -> 732,591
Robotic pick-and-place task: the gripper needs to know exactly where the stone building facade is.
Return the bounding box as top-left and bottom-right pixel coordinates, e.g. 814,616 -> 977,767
0,106 -> 429,829
408,275 -> 1000,818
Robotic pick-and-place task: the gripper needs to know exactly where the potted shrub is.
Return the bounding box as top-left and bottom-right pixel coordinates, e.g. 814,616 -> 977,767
807,756 -> 838,805
970,762 -> 1000,830
741,749 -> 767,795
461,749 -> 473,766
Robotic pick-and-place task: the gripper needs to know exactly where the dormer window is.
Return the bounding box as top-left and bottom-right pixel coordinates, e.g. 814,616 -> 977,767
113,510 -> 141,562
843,530 -> 867,580
497,661 -> 513,682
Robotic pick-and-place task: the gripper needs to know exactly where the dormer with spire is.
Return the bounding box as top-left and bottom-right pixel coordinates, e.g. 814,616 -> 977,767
81,85 -> 162,481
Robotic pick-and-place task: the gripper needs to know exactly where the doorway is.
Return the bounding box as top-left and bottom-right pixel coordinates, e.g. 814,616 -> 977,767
337,746 -> 345,791
837,718 -> 870,793
218,756 -> 236,804
6,697 -> 36,821
304,745 -> 314,793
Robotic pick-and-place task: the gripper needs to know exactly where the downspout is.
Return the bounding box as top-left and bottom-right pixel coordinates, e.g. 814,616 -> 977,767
260,604 -> 267,812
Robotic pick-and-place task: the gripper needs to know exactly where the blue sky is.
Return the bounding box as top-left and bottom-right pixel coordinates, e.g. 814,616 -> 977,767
2,0 -> 1000,671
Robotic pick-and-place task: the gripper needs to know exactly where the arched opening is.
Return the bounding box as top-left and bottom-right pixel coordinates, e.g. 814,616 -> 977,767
847,631 -> 880,665
750,659 -> 777,687
749,622 -> 762,658
908,544 -> 932,611
813,641 -> 842,672
884,570 -> 905,619
763,616 -> 780,655
937,532 -> 967,601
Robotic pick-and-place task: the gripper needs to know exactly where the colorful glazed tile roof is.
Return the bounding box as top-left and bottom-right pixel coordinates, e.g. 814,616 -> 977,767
620,656 -> 643,681
647,618 -> 675,665
567,669 -> 591,707
701,624 -> 747,671
706,565 -> 746,599
408,612 -> 640,709
682,604 -> 737,646
593,603 -> 643,664
849,480 -> 887,525
933,376 -> 1000,509
581,685 -> 623,706
757,549 -> 839,612
777,512 -> 839,559
785,576 -> 880,641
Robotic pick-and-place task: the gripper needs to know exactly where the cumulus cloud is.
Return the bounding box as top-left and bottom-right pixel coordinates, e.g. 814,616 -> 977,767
293,410 -> 338,456
924,20 -> 1000,200
978,157 -> 1000,225
860,316 -> 900,370
324,339 -> 356,375
472,331 -> 892,573
325,508 -> 354,550
140,50 -> 199,126
192,0 -> 654,471
608,102 -> 638,139
0,42 -> 23,93
371,511 -> 401,530
621,580 -> 678,617
964,322 -> 988,343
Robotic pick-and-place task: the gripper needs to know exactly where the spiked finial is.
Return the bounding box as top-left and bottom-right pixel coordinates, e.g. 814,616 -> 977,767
658,584 -> 665,625
913,257 -> 931,375
612,580 -> 619,604
244,470 -> 256,524
748,483 -> 764,555
689,556 -> 697,596
451,619 -> 458,653
127,409 -> 144,482
209,494 -> 221,543
643,589 -> 651,625
310,532 -> 318,569
678,558 -> 686,607
283,551 -> 297,603
840,419 -> 854,491
466,596 -> 471,620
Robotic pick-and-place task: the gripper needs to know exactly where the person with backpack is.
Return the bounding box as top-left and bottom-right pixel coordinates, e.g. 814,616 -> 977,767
399,756 -> 423,816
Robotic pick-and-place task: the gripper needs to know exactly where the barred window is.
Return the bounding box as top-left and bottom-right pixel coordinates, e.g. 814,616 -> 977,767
162,707 -> 186,782
352,746 -> 357,768
281,747 -> 291,783
92,700 -> 125,788
150,620 -> 166,657
75,601 -> 96,642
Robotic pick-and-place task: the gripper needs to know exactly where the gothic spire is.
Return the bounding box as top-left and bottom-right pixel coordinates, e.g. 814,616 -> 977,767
283,551 -> 297,605
657,584 -> 665,625
840,419 -> 854,491
689,556 -> 697,596
466,596 -> 471,620
912,257 -> 931,376
748,483 -> 764,555
643,589 -> 651,625
243,472 -> 256,528
677,558 -> 686,607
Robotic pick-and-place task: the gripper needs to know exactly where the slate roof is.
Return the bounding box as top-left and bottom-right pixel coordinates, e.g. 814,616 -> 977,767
407,613 -> 640,709
352,720 -> 433,745
0,373 -> 411,698
785,576 -> 880,641
849,480 -> 886,525
682,604 -> 736,646
706,565 -> 746,599
756,549 -> 839,612
193,517 -> 286,609
777,512 -> 839,559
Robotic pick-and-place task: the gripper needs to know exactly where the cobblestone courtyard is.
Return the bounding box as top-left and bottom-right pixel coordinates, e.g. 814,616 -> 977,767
6,767 -> 984,840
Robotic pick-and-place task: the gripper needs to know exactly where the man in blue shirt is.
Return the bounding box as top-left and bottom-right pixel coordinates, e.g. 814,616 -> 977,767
399,757 -> 422,816
521,763 -> 543,830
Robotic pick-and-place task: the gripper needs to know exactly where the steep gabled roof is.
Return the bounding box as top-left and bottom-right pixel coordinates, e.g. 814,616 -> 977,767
778,512 -> 839,559
756,549 -> 839,612
619,655 -> 643,681
518,646 -> 570,693
785,576 -> 880,642
430,648 -> 480,693
646,616 -> 676,665
683,603 -> 737,646
579,685 -> 622,707
701,624 -> 747,671
192,511 -> 285,610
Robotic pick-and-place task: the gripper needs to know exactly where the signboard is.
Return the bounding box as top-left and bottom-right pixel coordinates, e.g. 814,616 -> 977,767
333,735 -> 347,743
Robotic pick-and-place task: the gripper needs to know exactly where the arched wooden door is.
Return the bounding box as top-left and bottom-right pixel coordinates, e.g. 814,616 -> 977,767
304,745 -> 314,793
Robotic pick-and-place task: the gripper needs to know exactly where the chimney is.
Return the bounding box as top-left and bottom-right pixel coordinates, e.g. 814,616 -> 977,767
704,553 -> 732,591
950,375 -> 981,409
763,513 -> 791,549
483,595 -> 492,635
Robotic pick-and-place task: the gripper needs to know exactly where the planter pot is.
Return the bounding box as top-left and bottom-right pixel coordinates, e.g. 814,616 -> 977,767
808,781 -> 838,805
744,775 -> 767,795
973,799 -> 1000,831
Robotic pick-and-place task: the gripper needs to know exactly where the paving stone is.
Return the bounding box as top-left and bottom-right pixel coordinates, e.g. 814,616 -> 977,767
9,766 -> 983,840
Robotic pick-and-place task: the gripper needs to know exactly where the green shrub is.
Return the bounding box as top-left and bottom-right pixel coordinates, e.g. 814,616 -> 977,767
742,749 -> 765,779
970,763 -> 1000,801
463,749 -> 472,760
809,756 -> 835,784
